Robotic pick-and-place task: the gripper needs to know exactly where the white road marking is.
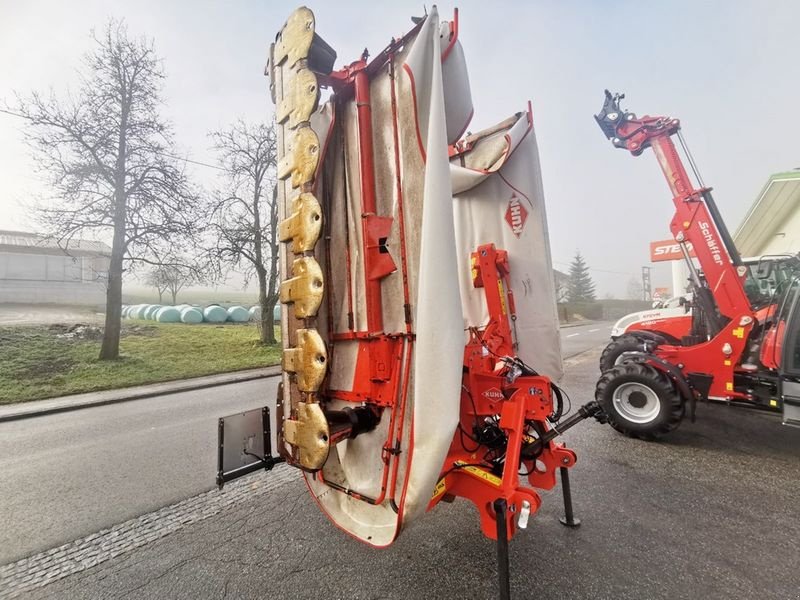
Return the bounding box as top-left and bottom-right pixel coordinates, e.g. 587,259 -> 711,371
566,333 -> 580,338
588,328 -> 600,333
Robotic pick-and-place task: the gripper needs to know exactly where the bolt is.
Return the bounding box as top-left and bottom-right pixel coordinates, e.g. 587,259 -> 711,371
562,457 -> 570,465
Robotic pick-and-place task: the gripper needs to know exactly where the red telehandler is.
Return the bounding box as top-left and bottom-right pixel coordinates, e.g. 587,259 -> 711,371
594,90 -> 800,438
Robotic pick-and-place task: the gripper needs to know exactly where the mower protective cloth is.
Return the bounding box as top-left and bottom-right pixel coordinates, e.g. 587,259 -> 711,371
451,111 -> 564,381
299,8 -> 464,547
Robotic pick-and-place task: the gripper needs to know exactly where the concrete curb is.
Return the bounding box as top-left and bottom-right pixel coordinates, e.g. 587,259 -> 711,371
0,366 -> 282,423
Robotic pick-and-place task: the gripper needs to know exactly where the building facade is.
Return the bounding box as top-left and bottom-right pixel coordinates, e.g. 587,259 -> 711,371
734,170 -> 800,256
0,230 -> 111,305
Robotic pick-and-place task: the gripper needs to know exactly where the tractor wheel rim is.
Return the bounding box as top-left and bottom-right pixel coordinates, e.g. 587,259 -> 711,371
612,382 -> 661,424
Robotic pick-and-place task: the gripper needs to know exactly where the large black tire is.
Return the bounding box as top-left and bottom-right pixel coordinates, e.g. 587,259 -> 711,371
595,362 -> 684,439
599,335 -> 646,372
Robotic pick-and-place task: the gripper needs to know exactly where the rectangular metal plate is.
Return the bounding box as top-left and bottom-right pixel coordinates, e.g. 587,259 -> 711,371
218,407 -> 267,476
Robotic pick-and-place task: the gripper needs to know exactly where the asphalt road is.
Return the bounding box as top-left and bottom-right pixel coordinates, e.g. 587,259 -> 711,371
20,349 -> 800,600
0,379 -> 277,565
559,320 -> 613,357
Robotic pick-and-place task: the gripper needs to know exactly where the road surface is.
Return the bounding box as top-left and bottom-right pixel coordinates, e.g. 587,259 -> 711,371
559,320 -> 613,357
11,349 -> 800,600
0,380 -> 277,565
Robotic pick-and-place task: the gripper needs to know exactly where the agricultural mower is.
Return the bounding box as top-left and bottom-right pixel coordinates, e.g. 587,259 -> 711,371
215,7 -> 604,599
594,90 -> 800,438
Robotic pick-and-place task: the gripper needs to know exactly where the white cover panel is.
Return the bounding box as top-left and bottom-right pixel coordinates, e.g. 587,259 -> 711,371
399,10 -> 463,524
439,21 -> 473,144
303,8 -> 463,546
451,113 -> 564,381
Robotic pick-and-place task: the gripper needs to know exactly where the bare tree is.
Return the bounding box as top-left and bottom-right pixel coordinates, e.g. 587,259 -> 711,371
626,276 -> 643,300
145,267 -> 169,303
145,262 -> 194,303
14,21 -> 201,359
208,121 -> 279,344
163,263 -> 195,304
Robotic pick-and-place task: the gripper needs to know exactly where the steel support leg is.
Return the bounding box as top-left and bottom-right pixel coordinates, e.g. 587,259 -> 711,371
493,498 -> 511,600
558,466 -> 581,527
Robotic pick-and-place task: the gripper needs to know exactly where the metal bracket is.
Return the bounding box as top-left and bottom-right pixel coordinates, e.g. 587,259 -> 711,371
277,126 -> 320,189
283,401 -> 330,471
283,328 -> 328,392
216,406 -> 284,489
279,256 -> 324,318
279,192 -> 323,254
277,68 -> 320,129
273,7 -> 316,69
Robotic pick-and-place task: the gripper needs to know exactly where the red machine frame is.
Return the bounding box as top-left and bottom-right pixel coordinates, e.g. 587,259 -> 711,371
426,243 -> 580,539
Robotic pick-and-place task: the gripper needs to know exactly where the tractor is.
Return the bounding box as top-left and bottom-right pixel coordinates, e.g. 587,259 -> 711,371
602,255 -> 798,371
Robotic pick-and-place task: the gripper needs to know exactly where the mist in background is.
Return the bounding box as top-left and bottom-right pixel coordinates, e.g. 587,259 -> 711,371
2,0 -> 798,296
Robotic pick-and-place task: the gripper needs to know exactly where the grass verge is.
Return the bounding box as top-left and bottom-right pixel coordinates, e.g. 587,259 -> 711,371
0,323 -> 281,405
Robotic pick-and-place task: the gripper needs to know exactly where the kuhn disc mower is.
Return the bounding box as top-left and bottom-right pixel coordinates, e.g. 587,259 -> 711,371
215,7 -> 604,598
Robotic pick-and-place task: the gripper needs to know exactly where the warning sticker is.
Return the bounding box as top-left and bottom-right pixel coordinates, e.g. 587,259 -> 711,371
432,462 -> 502,501
431,478 -> 447,500
455,461 -> 502,487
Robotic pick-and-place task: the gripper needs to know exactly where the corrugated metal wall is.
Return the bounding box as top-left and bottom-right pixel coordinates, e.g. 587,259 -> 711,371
0,252 -> 109,305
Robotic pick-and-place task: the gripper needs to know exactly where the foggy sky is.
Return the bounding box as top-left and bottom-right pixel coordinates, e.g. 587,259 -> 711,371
2,0 -> 799,297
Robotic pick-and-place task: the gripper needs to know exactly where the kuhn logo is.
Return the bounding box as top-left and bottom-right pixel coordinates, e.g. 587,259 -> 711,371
482,388 -> 504,401
504,196 -> 528,238
698,221 -> 724,266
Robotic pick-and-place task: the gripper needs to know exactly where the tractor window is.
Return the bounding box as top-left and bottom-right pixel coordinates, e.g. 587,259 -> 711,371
780,279 -> 800,376
743,266 -> 771,308
745,259 -> 797,309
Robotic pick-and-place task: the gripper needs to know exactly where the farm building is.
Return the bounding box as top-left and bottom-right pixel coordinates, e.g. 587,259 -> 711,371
0,230 -> 110,305
734,170 -> 800,256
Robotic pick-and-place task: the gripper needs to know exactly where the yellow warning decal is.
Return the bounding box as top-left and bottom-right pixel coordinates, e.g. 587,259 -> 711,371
770,399 -> 778,408
431,478 -> 447,500
732,327 -> 745,339
726,382 -> 733,391
456,461 -> 502,487
497,281 -> 507,315
724,360 -> 731,366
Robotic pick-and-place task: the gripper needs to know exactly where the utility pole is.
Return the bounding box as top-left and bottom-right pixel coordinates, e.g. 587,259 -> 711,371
641,266 -> 652,301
